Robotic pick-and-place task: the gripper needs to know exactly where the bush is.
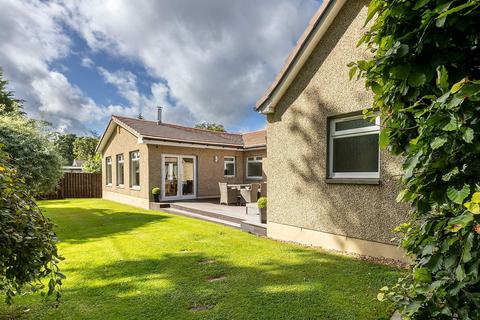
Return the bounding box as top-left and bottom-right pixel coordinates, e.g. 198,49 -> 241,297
353,0 -> 480,318
0,115 -> 63,195
82,154 -> 101,174
151,187 -> 161,195
257,197 -> 267,209
0,147 -> 63,304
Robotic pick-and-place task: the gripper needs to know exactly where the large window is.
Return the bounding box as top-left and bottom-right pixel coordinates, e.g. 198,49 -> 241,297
328,114 -> 380,179
129,151 -> 140,188
224,156 -> 235,177
105,156 -> 112,186
246,156 -> 263,180
116,154 -> 124,186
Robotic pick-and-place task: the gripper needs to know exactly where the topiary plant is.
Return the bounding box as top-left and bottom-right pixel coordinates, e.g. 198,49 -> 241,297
352,0 -> 480,318
257,197 -> 267,209
151,187 -> 161,195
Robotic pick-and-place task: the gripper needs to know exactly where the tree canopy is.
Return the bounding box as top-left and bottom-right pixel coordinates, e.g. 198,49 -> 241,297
73,136 -> 99,161
194,122 -> 226,132
0,69 -> 23,116
353,0 -> 480,318
54,133 -> 77,166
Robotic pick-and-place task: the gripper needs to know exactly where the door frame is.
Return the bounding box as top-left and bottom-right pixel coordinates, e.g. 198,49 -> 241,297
161,154 -> 197,200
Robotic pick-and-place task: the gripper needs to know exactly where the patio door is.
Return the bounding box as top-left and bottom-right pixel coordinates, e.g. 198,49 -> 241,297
162,155 -> 196,200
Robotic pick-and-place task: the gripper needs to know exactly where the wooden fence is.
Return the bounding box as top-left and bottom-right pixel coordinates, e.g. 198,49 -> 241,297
41,172 -> 102,200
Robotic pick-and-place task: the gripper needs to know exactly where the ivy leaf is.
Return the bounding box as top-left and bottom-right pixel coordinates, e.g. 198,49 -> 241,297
447,184 -> 470,204
463,128 -> 474,143
408,72 -> 426,87
431,137 -> 447,150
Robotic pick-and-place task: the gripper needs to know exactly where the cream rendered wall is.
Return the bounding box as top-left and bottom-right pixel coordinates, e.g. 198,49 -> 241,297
266,0 -> 408,246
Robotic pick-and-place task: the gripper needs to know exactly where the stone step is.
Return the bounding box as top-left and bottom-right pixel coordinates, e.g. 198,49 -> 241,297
163,207 -> 241,229
169,203 -> 245,224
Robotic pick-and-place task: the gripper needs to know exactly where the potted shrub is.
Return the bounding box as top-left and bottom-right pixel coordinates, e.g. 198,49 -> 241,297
257,197 -> 267,224
151,186 -> 161,203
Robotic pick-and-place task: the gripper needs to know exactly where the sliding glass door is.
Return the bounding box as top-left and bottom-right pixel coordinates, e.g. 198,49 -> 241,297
162,155 -> 196,200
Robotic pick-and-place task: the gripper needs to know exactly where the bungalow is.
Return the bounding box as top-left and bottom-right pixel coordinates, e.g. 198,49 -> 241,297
96,113 -> 266,209
256,0 -> 408,260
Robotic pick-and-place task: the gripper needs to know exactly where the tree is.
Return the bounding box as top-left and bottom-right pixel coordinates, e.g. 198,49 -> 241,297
0,68 -> 23,116
73,136 -> 99,161
53,133 -> 77,165
0,147 -> 63,304
352,1 -> 480,318
82,154 -> 101,173
194,122 -> 226,132
0,115 -> 63,195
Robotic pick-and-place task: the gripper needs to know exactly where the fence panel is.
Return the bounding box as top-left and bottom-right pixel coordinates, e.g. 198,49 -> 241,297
40,172 -> 102,200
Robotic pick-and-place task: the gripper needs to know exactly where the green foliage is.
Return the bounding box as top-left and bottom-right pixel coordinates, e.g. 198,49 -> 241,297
151,187 -> 161,195
53,133 -> 77,165
353,0 -> 480,318
82,154 -> 101,174
0,68 -> 23,116
0,115 -> 63,194
0,147 -> 63,304
257,197 -> 267,209
73,136 -> 99,161
194,122 -> 226,132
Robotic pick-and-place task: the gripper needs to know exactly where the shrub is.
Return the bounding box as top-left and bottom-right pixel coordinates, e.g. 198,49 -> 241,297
353,0 -> 480,318
151,187 -> 161,195
0,147 -> 63,304
257,197 -> 267,209
0,115 -> 63,195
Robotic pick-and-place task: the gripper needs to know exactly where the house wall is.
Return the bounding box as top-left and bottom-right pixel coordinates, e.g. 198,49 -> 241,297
265,0 -> 408,259
147,145 -> 267,201
101,125 -> 150,208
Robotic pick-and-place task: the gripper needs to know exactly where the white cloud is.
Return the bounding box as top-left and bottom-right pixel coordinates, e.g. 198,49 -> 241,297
0,0 -> 319,133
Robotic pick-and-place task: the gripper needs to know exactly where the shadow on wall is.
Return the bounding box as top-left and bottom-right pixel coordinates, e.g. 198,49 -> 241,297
267,0 -> 408,245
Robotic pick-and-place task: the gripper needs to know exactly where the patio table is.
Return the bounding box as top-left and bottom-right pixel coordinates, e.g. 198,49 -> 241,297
227,184 -> 252,190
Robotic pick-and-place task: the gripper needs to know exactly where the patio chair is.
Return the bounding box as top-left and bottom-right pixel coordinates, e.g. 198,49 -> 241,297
219,182 -> 239,205
240,183 -> 260,204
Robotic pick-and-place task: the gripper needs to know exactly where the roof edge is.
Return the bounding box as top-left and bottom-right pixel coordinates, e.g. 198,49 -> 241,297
256,0 -> 346,114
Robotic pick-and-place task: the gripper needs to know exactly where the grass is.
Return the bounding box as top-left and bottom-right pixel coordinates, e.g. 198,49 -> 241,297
0,199 -> 402,320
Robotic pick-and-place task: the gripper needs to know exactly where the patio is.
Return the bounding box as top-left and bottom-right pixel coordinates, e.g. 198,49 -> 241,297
150,199 -> 266,236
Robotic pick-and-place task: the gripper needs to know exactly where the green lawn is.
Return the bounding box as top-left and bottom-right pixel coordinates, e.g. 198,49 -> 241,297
1,199 -> 401,320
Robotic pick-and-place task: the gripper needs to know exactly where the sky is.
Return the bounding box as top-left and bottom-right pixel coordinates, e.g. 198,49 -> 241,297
0,0 -> 320,135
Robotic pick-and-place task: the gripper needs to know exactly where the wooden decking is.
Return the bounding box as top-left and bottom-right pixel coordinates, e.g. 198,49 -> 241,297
149,199 -> 266,236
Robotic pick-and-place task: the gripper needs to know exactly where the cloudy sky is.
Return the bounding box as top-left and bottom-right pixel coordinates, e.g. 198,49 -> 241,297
0,0 -> 320,135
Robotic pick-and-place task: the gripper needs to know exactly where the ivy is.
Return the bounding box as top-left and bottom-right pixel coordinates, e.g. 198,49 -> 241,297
353,0 -> 480,318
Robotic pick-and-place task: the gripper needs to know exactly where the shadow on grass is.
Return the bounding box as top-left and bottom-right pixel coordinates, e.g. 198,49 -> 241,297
42,204 -> 170,243
52,251 -> 398,320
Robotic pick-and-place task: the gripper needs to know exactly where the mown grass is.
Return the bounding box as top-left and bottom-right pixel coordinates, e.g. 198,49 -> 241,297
0,199 -> 402,319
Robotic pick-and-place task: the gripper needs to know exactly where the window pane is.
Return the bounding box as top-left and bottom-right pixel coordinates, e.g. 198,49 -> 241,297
332,134 -> 379,173
335,118 -> 375,131
132,161 -> 140,186
117,162 -> 124,185
248,162 -> 262,177
225,163 -> 235,176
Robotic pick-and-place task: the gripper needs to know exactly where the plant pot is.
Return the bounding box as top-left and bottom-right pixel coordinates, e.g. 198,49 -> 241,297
259,208 -> 267,224
153,194 -> 160,203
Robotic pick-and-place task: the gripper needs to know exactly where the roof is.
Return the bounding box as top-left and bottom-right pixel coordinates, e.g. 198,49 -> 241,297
96,115 -> 266,153
256,0 -> 347,113
242,130 -> 267,148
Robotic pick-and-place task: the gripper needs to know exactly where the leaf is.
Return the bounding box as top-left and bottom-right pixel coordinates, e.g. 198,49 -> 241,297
349,66 -> 357,80
462,233 -> 474,263
414,268 -> 432,283
436,15 -> 447,28
451,79 -> 466,93
455,264 -> 466,282
463,128 -> 474,143
408,72 -> 427,87
464,202 -> 480,214
404,150 -> 423,179
443,117 -> 461,131
377,292 -> 385,301
379,128 -> 390,149
471,192 -> 480,203
370,81 -> 383,95
447,184 -> 470,204
431,137 -> 447,150
390,64 -> 411,80
413,0 -> 430,10
396,189 -> 410,202
436,66 -> 449,91
442,167 -> 459,181
447,212 -> 473,232
365,0 -> 381,26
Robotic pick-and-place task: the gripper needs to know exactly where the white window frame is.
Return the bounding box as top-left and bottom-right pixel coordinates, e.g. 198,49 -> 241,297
246,156 -> 263,180
328,114 -> 380,179
224,156 -> 236,177
105,156 -> 112,186
129,151 -> 140,189
116,154 -> 124,187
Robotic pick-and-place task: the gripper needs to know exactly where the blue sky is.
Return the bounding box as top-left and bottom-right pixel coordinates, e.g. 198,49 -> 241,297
1,0 -> 321,135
